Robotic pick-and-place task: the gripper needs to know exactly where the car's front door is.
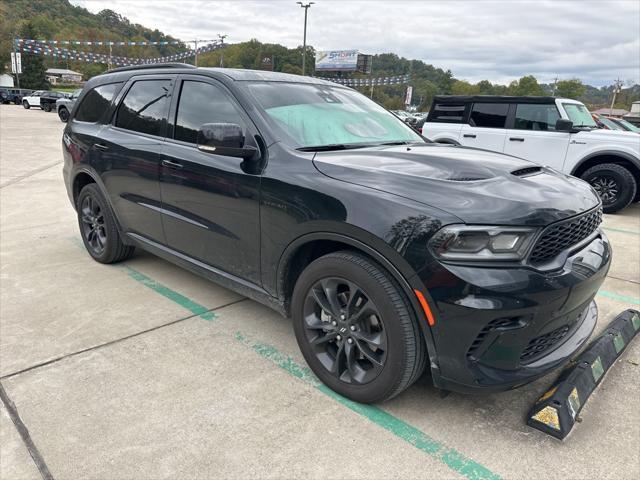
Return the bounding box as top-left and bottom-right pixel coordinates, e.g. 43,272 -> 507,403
159,75 -> 262,284
460,102 -> 509,152
98,75 -> 175,244
503,103 -> 570,170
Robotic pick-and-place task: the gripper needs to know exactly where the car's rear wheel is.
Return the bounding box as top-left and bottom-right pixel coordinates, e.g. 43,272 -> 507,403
581,163 -> 637,213
58,107 -> 69,122
22,100 -> 30,109
292,250 -> 426,403
77,184 -> 135,264
42,102 -> 52,112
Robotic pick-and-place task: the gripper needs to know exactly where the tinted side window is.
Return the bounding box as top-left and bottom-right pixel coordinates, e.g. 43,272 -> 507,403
514,104 -> 560,131
469,103 -> 508,128
74,83 -> 123,123
174,81 -> 245,144
429,103 -> 465,123
115,80 -> 171,137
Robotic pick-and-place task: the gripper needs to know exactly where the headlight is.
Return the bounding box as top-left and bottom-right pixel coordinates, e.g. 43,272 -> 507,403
429,225 -> 538,261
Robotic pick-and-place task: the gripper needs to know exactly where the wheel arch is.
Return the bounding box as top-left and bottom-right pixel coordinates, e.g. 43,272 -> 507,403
276,232 -> 440,373
571,150 -> 640,186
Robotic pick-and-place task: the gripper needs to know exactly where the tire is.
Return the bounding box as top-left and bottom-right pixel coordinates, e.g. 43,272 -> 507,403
22,100 -> 30,109
43,102 -> 51,112
77,184 -> 135,264
581,163 -> 637,213
291,250 -> 427,403
58,107 -> 69,122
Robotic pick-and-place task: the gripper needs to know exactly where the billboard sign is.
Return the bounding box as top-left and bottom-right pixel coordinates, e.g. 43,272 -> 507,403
11,52 -> 22,74
404,85 -> 413,105
315,50 -> 359,71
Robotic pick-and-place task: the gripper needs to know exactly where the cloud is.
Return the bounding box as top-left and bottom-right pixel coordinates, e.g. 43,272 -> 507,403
71,0 -> 639,86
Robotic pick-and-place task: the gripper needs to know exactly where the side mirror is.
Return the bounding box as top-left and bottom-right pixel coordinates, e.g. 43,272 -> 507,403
555,118 -> 575,132
197,123 -> 258,159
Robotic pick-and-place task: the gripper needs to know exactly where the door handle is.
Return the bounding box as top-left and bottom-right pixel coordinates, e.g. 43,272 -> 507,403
463,134 -> 476,138
93,143 -> 109,151
509,137 -> 525,142
162,159 -> 183,169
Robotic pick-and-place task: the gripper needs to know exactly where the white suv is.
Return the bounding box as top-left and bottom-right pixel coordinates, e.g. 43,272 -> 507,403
423,96 -> 640,212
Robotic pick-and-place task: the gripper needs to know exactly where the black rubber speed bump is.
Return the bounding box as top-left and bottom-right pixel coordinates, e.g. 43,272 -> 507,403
527,308 -> 640,440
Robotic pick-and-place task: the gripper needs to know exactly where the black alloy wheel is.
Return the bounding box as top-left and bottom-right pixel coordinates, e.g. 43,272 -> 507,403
80,194 -> 107,255
43,102 -> 52,112
292,251 -> 426,403
302,277 -> 388,385
58,107 -> 69,122
77,184 -> 135,263
22,100 -> 30,109
582,163 -> 637,213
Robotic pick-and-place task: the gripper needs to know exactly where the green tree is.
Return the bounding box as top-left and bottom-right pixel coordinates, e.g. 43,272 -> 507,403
555,79 -> 586,100
17,22 -> 49,89
508,75 -> 545,96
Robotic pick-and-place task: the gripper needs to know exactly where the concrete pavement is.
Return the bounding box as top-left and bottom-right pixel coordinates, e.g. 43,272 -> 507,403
1,105 -> 638,479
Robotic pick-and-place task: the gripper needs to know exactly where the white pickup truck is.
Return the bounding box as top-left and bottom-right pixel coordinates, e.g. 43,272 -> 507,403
423,96 -> 640,213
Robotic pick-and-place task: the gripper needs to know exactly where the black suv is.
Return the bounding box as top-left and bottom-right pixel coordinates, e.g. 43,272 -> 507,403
63,64 -> 611,403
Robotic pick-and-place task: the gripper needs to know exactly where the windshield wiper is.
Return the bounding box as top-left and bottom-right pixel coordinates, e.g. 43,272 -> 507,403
297,143 -> 372,152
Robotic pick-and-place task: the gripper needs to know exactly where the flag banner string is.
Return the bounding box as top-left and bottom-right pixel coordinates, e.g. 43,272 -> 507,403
315,75 -> 410,86
15,38 -> 185,46
17,41 -> 225,67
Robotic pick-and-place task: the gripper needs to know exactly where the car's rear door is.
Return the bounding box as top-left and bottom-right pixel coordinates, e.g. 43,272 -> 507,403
503,102 -> 570,170
97,74 -> 175,244
460,102 -> 508,152
159,74 -> 262,284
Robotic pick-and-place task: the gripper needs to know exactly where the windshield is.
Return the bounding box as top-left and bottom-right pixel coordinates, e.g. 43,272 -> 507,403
615,118 -> 640,132
247,82 -> 424,149
562,103 -> 597,128
598,116 -> 623,130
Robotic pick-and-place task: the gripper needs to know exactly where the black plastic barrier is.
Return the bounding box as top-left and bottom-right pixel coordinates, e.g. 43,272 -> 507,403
527,308 -> 640,440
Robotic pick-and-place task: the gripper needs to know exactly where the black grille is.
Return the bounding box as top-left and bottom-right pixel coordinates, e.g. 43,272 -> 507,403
467,317 -> 523,359
520,325 -> 571,361
529,208 -> 602,265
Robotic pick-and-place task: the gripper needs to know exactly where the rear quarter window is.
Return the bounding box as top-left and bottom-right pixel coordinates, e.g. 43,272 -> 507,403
428,103 -> 466,123
74,83 -> 123,123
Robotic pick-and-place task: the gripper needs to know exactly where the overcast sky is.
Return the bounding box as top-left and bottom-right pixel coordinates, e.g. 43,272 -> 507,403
71,0 -> 639,87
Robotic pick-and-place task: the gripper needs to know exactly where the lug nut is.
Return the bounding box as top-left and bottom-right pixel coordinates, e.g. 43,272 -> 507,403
350,325 -> 356,331
347,338 -> 354,344
336,335 -> 342,341
332,320 -> 337,326
340,314 -> 346,320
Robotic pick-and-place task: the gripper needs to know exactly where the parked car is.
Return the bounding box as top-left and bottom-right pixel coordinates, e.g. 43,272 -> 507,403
6,88 -> 33,105
0,88 -> 9,104
424,95 -> 640,213
22,90 -> 47,109
56,89 -> 81,122
40,91 -> 68,112
607,117 -> 640,134
63,65 -> 610,403
592,113 -> 625,131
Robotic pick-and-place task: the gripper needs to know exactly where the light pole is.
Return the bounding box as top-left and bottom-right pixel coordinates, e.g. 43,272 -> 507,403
297,2 -> 314,76
218,34 -> 227,67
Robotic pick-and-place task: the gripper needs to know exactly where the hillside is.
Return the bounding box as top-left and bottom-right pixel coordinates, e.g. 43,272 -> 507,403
2,0 -> 637,110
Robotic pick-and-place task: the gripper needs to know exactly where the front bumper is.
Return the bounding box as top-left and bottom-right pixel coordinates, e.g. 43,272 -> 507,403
415,231 -> 611,393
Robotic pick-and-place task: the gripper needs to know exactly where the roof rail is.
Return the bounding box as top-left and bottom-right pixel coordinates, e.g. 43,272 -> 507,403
106,63 -> 197,74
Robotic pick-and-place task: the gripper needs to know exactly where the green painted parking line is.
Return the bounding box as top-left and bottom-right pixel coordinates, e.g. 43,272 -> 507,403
235,331 -> 501,480
124,266 -> 217,321
597,290 -> 640,306
602,227 -> 640,236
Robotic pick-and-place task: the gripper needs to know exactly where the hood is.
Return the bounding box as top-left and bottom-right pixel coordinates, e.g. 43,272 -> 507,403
313,143 -> 600,226
576,128 -> 640,145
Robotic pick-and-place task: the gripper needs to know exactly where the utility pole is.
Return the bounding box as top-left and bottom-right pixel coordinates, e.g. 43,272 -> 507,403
12,38 -> 21,89
551,76 -> 558,96
609,78 -> 623,115
108,43 -> 113,70
194,39 -> 199,67
297,2 -> 314,76
218,34 -> 227,67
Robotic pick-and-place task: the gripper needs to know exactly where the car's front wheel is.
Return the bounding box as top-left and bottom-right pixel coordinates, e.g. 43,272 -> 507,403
292,251 -> 426,403
77,184 -> 135,264
58,107 -> 69,122
22,100 -> 30,109
581,163 -> 637,213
